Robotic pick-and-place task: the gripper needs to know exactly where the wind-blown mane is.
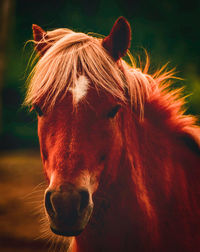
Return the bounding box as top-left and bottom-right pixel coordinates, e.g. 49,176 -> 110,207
25,21 -> 200,251
25,28 -> 161,117
24,27 -> 198,124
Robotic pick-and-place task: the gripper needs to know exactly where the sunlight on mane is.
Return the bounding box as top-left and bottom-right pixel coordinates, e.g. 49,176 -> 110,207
24,27 -> 177,119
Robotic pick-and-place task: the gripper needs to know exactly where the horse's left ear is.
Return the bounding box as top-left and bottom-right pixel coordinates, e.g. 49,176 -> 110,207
102,17 -> 131,61
32,24 -> 49,56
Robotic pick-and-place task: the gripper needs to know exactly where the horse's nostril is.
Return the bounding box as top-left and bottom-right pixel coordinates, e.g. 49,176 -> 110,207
79,189 -> 90,213
45,190 -> 55,217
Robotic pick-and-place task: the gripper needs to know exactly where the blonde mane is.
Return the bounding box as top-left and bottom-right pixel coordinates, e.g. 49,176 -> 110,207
24,27 -> 188,122
25,28 -> 156,116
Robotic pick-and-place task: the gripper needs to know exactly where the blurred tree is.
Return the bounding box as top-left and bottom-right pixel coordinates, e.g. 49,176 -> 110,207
0,0 -> 14,134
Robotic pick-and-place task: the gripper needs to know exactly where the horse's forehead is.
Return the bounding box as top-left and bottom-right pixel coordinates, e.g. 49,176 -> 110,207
69,75 -> 89,104
40,75 -> 116,128
65,75 -> 116,114
68,75 -> 116,108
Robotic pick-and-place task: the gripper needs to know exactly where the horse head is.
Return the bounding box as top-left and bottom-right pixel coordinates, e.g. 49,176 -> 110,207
25,16 -> 200,251
30,17 -> 131,237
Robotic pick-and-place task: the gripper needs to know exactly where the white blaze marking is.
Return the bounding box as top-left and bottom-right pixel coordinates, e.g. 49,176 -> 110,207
70,75 -> 89,103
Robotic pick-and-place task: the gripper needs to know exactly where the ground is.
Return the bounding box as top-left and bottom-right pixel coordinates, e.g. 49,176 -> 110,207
0,149 -> 50,252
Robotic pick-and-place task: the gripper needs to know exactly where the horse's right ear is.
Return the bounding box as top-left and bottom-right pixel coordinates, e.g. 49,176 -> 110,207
32,24 -> 48,56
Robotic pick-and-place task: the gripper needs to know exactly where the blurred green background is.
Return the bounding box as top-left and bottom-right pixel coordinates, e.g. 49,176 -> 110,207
1,0 -> 200,150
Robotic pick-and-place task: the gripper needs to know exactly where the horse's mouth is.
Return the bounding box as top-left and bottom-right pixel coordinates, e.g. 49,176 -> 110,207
48,214 -> 91,237
48,205 -> 93,237
50,226 -> 84,237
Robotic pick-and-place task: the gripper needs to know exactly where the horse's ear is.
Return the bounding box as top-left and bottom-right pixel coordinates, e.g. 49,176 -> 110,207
32,24 -> 48,56
102,17 -> 131,61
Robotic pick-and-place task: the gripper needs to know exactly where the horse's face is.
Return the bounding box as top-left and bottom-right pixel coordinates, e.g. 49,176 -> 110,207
31,16 -> 131,238
37,79 -> 123,236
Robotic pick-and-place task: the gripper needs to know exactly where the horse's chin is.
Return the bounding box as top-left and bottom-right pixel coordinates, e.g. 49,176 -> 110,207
50,226 -> 84,237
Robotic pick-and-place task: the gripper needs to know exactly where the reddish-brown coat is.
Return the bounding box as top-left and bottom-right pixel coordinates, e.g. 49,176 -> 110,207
29,17 -> 200,252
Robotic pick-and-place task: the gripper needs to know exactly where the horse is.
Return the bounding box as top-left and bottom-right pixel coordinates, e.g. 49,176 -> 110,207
25,17 -> 200,252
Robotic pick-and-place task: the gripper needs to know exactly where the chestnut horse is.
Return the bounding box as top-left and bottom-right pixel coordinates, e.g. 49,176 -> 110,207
25,17 -> 200,251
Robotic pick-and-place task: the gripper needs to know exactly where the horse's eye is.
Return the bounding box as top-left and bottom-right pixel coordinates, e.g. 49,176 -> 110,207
34,105 -> 43,116
107,105 -> 121,118
100,154 -> 106,163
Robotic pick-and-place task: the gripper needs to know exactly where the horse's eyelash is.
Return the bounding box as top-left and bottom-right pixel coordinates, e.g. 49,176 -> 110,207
107,105 -> 121,118
34,105 -> 43,117
100,154 -> 106,162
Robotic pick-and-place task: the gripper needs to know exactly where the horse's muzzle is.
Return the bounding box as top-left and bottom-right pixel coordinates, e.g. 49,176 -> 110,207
45,183 -> 93,236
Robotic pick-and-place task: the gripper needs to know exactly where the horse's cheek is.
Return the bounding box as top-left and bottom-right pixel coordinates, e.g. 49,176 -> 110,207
37,118 -> 55,183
